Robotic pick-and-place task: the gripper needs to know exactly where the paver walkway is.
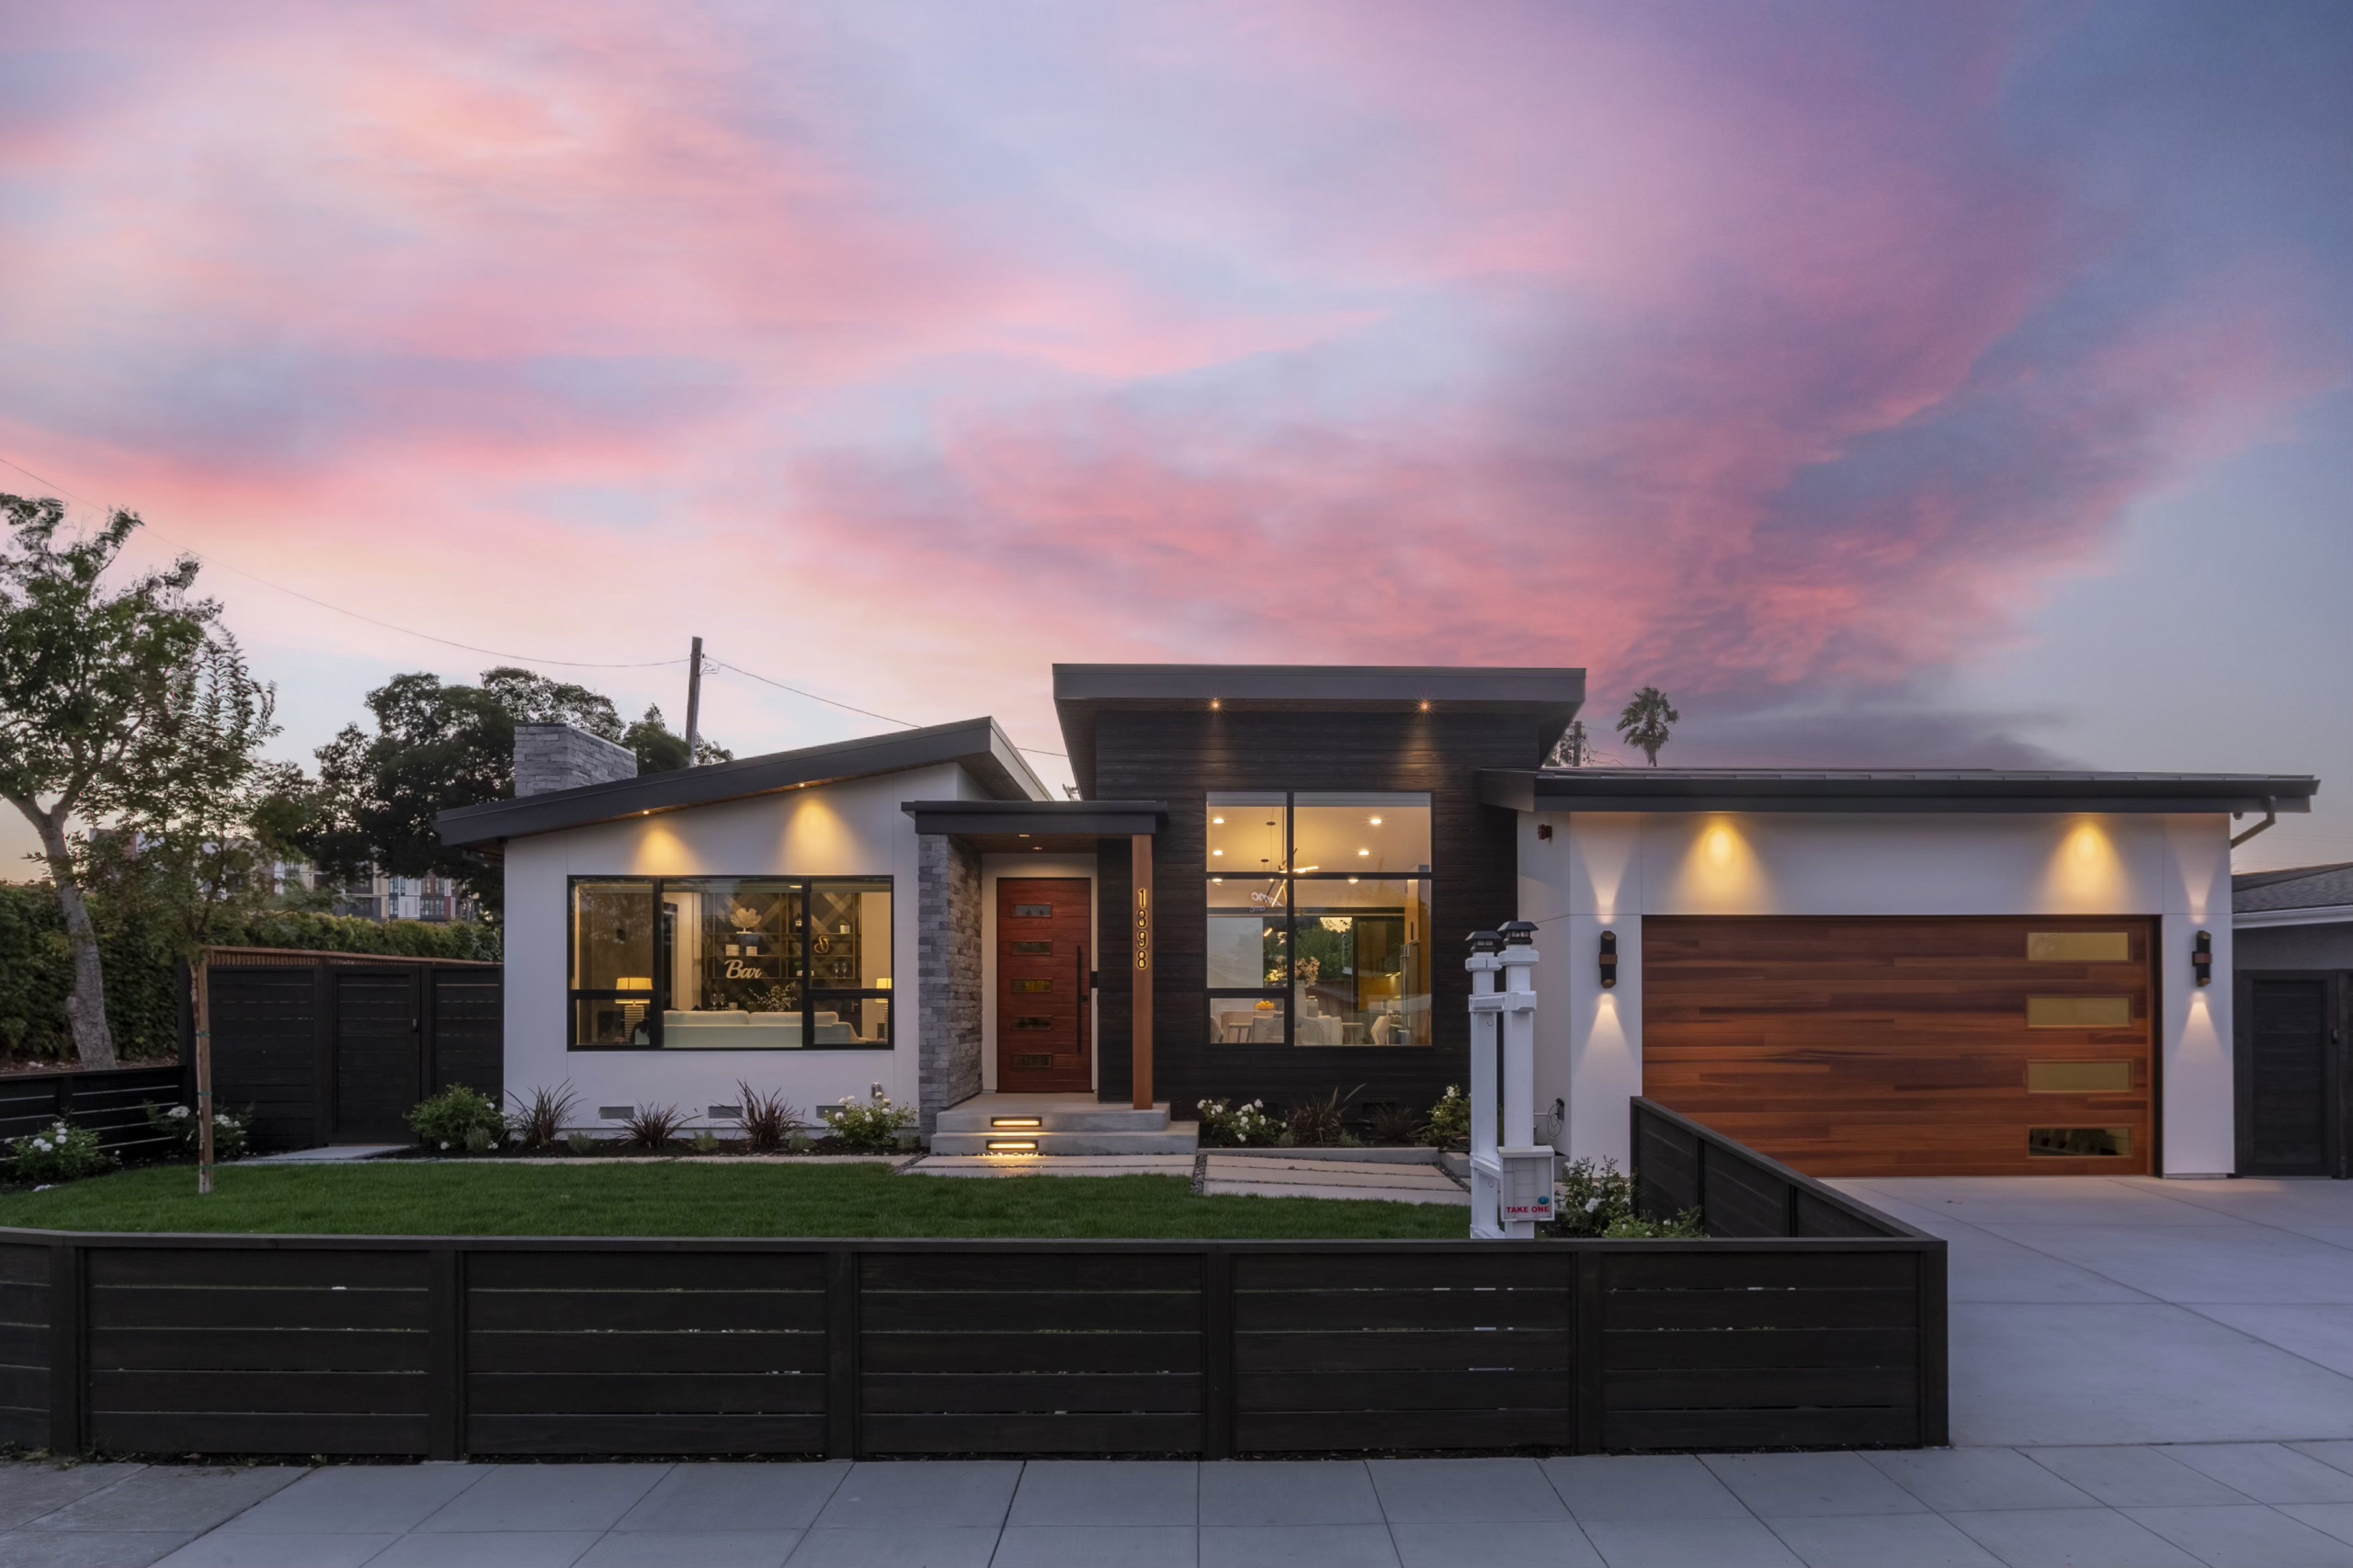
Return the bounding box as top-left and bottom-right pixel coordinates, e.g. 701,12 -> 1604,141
1833,1175 -> 2353,1447
1199,1153 -> 1468,1206
3,1447 -> 2347,1566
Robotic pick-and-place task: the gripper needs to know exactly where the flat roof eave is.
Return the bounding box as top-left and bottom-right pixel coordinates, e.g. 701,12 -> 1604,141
1053,663 -> 1586,797
1480,768 -> 2319,816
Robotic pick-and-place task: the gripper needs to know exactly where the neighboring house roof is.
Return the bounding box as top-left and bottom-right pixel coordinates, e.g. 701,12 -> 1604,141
1479,767 -> 2320,815
1053,664 -> 1586,798
437,717 -> 1049,848
2234,861 -> 2353,928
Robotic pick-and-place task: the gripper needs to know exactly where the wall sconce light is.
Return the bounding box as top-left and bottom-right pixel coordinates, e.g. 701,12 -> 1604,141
2192,929 -> 2211,987
1537,823 -> 1553,841
1598,929 -> 1618,989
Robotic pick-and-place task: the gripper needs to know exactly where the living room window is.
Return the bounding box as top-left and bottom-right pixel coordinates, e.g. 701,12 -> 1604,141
567,876 -> 892,1050
1204,792 -> 1432,1047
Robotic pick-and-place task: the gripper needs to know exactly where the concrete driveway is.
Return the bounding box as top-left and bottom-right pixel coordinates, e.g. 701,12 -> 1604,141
1832,1176 -> 2353,1449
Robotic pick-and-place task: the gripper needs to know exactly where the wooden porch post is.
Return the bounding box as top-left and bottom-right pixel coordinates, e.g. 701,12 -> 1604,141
1131,833 -> 1154,1110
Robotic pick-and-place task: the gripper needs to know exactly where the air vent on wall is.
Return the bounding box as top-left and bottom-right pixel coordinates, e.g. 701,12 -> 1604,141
709,1104 -> 742,1119
598,1106 -> 635,1119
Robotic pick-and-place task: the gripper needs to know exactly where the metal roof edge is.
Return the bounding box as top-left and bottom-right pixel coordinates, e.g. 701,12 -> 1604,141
437,717 -> 1040,847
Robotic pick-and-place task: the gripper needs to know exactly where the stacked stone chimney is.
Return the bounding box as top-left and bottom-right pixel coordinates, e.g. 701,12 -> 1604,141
514,724 -> 638,797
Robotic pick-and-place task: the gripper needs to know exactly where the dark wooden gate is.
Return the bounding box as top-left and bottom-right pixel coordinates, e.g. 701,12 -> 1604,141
334,973 -> 421,1142
2236,971 -> 2350,1178
184,949 -> 502,1151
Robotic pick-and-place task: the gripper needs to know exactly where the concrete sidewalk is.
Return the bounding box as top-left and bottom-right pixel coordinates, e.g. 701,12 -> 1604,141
2,1448 -> 2347,1567
1833,1175 -> 2353,1448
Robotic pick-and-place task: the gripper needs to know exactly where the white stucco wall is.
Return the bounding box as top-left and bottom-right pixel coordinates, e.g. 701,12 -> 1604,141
978,854 -> 1099,1094
1515,811 -> 2236,1176
500,762 -> 980,1131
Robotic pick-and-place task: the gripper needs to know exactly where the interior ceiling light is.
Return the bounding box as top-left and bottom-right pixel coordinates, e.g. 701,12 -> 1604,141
1418,700 -> 1431,710
1370,816 -> 1382,825
1348,876 -> 1359,884
1358,848 -> 1370,857
1212,849 -> 1223,857
1212,816 -> 1224,824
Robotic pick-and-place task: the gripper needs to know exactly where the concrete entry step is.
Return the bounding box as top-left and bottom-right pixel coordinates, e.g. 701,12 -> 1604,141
933,1094 -> 1177,1134
929,1126 -> 1199,1156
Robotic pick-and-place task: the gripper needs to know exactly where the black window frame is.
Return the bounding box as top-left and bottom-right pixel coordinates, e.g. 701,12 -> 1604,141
566,873 -> 894,1051
1204,791 -> 1431,1050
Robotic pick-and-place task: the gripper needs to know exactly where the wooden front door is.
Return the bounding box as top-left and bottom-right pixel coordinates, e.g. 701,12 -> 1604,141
997,879 -> 1092,1093
1643,916 -> 2156,1177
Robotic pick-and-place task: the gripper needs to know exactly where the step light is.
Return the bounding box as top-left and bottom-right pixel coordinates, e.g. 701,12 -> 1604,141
990,1116 -> 1043,1130
985,1139 -> 1040,1153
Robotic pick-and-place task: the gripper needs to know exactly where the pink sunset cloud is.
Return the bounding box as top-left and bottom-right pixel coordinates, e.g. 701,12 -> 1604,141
0,0 -> 2343,775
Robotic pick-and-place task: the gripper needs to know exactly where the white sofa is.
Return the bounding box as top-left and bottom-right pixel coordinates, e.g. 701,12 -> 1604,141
661,1009 -> 855,1048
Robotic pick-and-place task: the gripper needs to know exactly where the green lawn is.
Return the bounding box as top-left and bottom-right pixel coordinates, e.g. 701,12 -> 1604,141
0,1162 -> 1465,1240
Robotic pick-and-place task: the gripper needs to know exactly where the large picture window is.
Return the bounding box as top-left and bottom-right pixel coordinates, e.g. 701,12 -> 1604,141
568,876 -> 892,1050
1205,792 -> 1431,1047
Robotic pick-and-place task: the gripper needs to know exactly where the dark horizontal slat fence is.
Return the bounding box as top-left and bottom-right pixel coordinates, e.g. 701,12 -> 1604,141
1626,1097 -> 1949,1450
1,1098 -> 1939,1459
0,1066 -> 189,1165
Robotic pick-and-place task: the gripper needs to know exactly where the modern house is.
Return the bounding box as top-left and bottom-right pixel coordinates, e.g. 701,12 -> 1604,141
2232,861 -> 2351,1177
436,664 -> 2318,1179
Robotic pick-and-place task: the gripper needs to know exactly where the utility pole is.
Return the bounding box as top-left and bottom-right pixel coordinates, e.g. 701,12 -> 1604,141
684,636 -> 704,767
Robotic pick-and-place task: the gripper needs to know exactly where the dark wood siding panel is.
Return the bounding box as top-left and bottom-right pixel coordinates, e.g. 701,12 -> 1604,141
1093,709 -> 1530,1112
1643,916 -> 2155,1177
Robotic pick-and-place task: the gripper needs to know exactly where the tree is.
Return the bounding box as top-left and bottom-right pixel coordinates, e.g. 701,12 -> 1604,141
298,669 -> 724,915
623,704 -> 733,772
0,496 -> 277,1067
1547,719 -> 1596,768
1614,686 -> 1679,767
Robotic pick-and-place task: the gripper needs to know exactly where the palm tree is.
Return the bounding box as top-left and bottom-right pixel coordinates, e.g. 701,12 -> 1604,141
1615,687 -> 1679,767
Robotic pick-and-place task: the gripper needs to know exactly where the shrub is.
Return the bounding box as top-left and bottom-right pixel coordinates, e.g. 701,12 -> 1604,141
408,1085 -> 506,1153
690,1129 -> 721,1154
1424,1085 -> 1471,1148
823,1084 -> 914,1152
507,1084 -> 577,1152
622,1103 -> 688,1151
1284,1085 -> 1363,1147
1361,1101 -> 1427,1146
563,1131 -> 600,1155
142,1101 -> 251,1163
9,1119 -> 116,1184
1554,1155 -> 1705,1238
733,1081 -> 804,1153
1195,1097 -> 1280,1147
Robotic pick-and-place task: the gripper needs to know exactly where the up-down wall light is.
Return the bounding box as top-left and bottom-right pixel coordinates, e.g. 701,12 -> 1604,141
2192,930 -> 2212,987
1598,929 -> 1618,989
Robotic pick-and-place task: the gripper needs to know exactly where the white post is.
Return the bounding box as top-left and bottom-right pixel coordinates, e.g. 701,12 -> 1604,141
1465,930 -> 1505,1239
1495,921 -> 1555,1237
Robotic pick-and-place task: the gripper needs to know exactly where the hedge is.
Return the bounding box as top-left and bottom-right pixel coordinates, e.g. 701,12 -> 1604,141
0,883 -> 501,1065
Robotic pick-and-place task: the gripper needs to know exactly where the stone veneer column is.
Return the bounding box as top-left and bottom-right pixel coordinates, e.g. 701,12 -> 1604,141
915,834 -> 983,1138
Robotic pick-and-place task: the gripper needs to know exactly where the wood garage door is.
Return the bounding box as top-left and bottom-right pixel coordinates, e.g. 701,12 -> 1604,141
1643,916 -> 2154,1177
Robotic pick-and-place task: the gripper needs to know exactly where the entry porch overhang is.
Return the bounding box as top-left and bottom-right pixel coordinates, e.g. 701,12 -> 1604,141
901,798 -> 1166,853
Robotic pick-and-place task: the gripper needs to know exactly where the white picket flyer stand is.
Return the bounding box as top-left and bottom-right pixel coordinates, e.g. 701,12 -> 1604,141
1467,924 -> 1557,1238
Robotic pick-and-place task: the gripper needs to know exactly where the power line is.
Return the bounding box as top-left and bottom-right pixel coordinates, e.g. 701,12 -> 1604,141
1,451 -> 688,671
703,657 -> 1068,759
4,452 -> 1080,757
